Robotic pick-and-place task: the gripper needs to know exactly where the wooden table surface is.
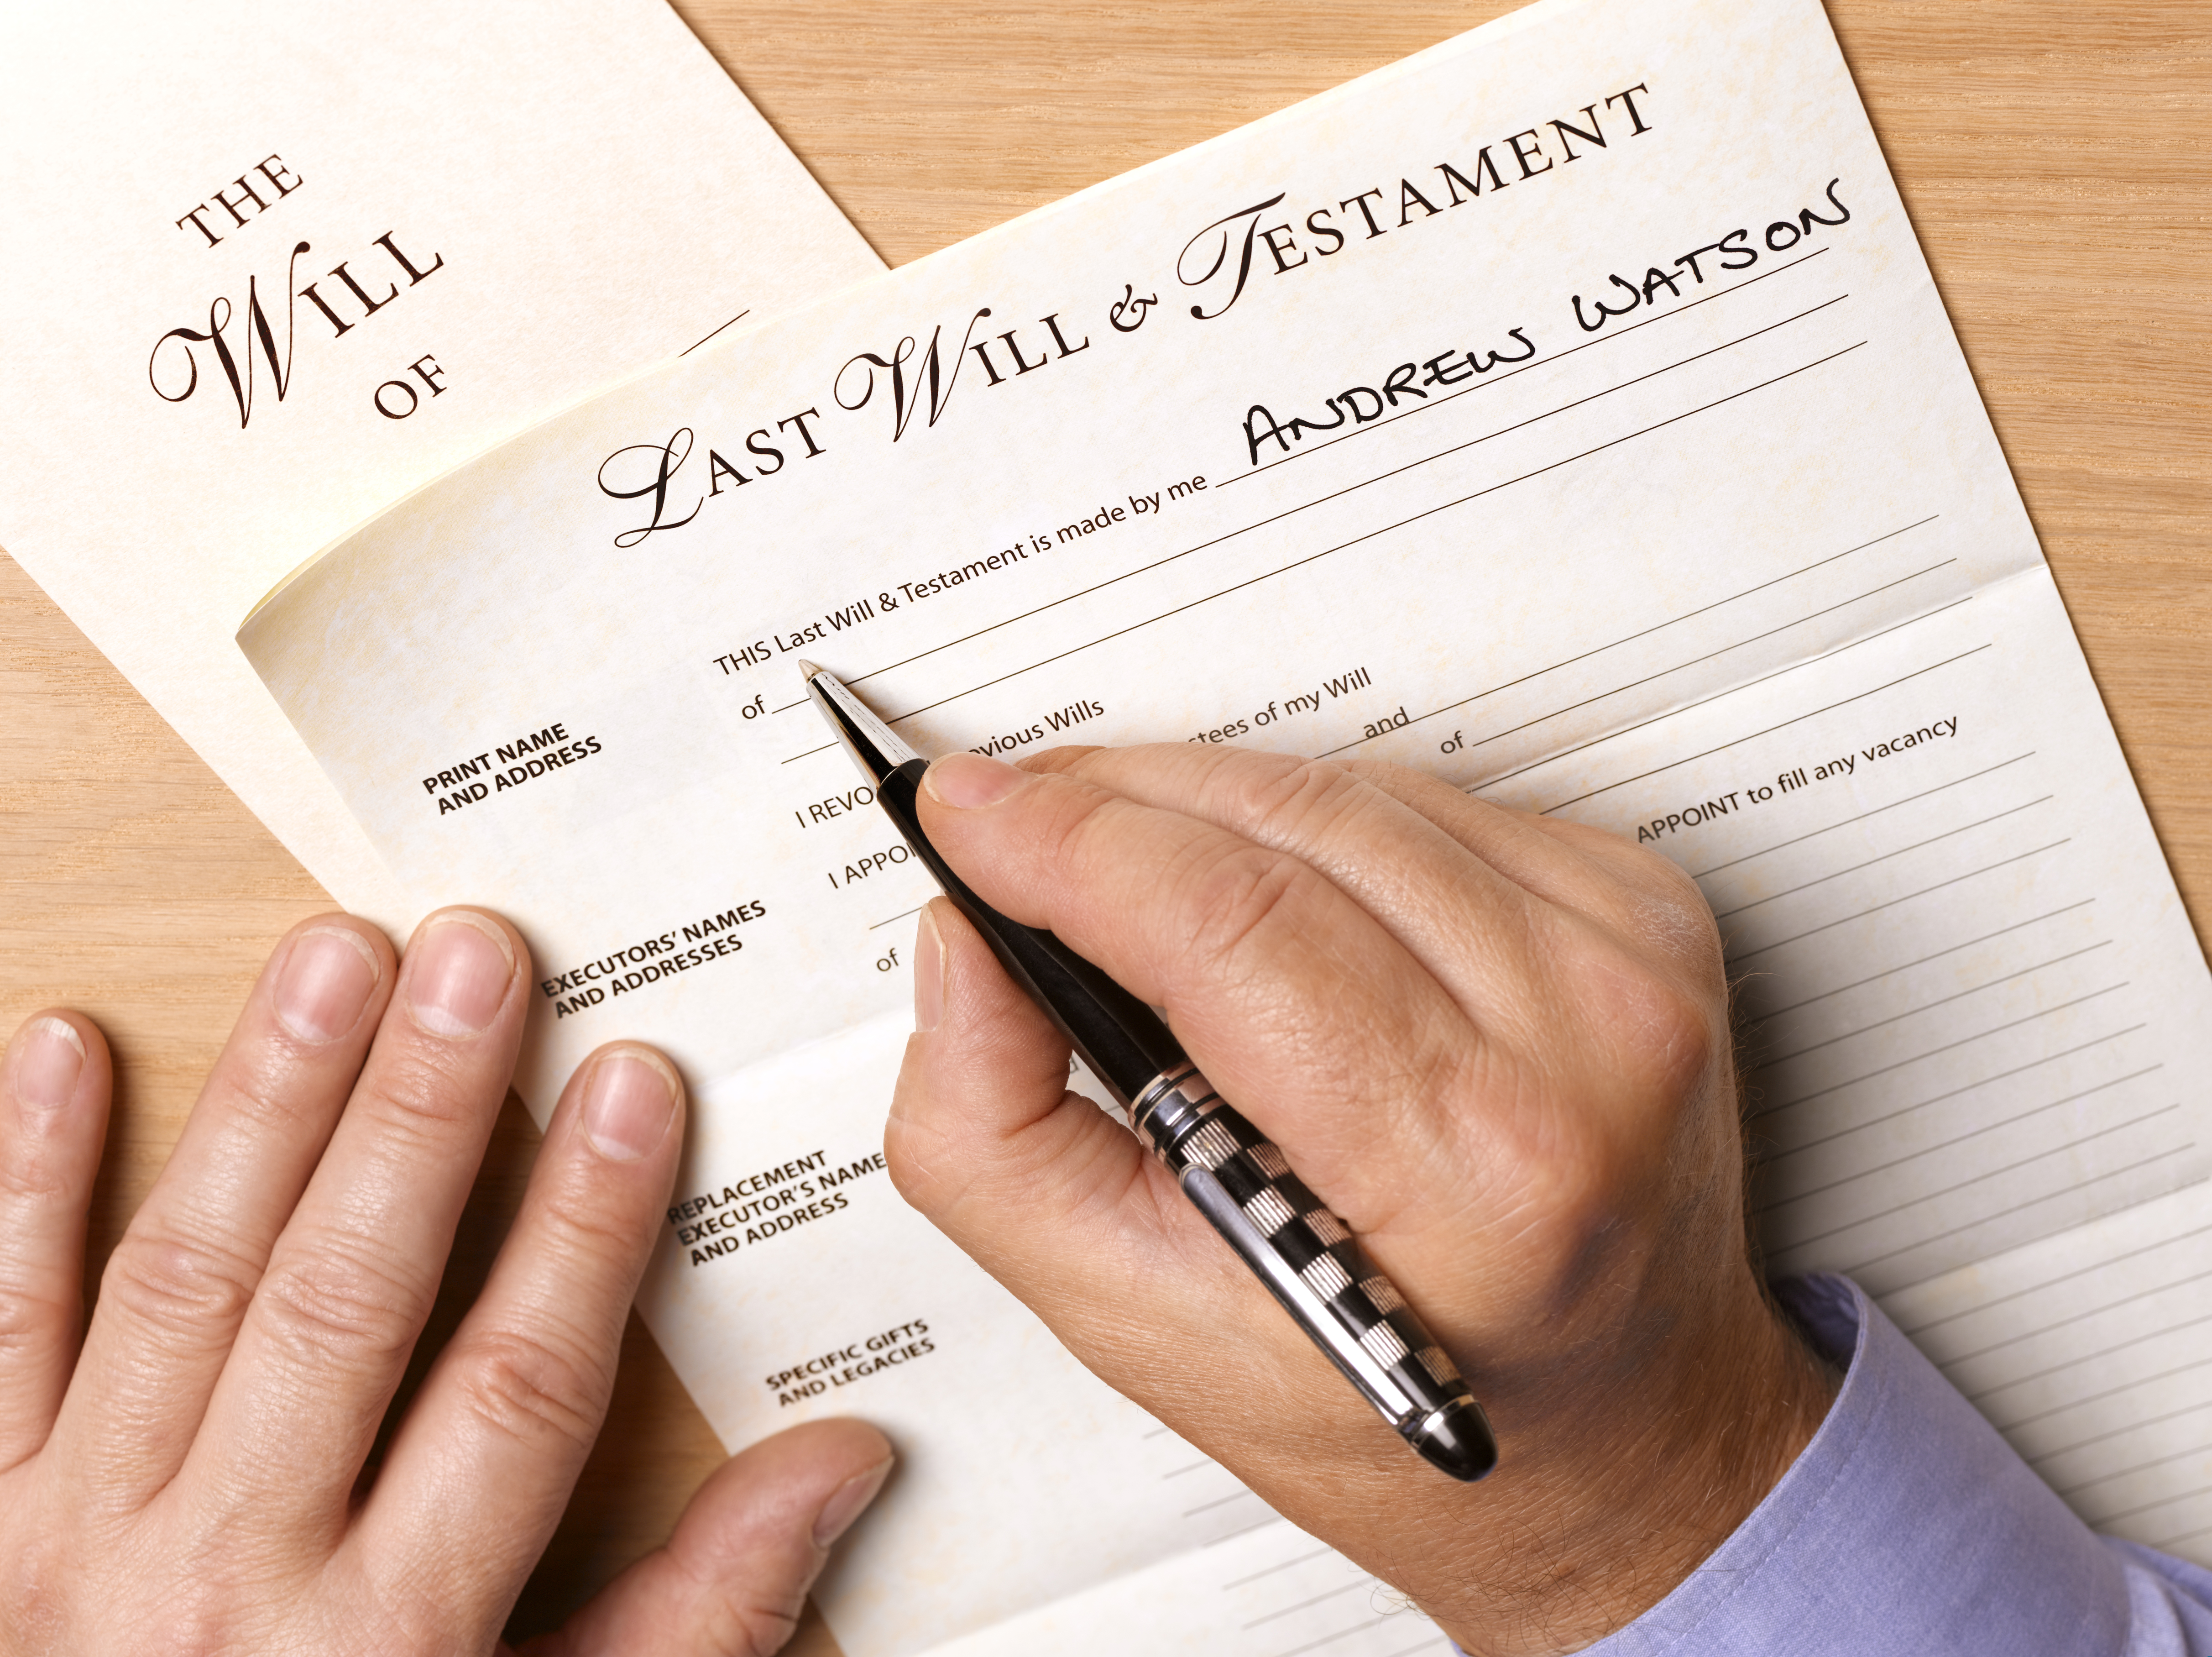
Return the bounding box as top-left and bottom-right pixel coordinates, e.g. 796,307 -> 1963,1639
2,2 -> 2204,1648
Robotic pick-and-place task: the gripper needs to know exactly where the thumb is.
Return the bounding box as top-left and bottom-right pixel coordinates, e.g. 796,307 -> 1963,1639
886,898 -> 1182,1300
518,1420 -> 893,1657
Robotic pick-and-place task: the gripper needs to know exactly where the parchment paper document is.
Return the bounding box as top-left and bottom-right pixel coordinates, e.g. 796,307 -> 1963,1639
240,0 -> 2212,1647
0,0 -> 882,934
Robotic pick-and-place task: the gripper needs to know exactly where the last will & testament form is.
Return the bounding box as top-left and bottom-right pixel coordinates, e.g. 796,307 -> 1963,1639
237,0 -> 2212,1647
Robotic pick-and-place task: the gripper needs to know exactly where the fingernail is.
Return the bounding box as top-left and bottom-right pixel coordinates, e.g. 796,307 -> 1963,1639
914,907 -> 944,1033
274,925 -> 382,1043
923,751 -> 1028,809
581,1049 -> 680,1162
813,1456 -> 894,1547
14,1017 -> 85,1114
406,911 -> 515,1038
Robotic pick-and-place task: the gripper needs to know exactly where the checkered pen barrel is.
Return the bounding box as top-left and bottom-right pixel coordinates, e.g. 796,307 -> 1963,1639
800,662 -> 1496,1482
1131,1065 -> 1496,1482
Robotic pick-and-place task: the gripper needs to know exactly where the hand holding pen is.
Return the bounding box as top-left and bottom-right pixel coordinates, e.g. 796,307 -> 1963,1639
805,665 -> 1493,1481
863,730 -> 1835,1654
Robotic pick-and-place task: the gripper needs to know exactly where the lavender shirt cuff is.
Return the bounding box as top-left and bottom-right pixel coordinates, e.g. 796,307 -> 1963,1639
1472,1273 -> 2212,1654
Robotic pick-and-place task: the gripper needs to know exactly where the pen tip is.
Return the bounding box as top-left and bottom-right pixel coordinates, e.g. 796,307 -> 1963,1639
795,659 -> 826,682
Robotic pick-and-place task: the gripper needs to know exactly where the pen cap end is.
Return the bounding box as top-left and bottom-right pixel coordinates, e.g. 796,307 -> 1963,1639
1407,1396 -> 1497,1483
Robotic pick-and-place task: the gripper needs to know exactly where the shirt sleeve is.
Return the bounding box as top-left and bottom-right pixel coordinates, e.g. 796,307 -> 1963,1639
1549,1273 -> 2212,1655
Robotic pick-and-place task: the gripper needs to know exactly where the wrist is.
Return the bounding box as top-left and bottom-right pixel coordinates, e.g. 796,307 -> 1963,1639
1422,1279 -> 1837,1654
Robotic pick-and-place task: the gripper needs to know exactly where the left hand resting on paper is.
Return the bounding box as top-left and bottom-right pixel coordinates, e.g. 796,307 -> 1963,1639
0,907 -> 889,1657
889,743 -> 1835,1657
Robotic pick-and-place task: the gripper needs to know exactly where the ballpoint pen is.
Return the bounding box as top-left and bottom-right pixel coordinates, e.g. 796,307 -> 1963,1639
800,661 -> 1498,1482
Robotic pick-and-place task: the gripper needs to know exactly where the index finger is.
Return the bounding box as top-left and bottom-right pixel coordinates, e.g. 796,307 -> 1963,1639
1021,743 -> 1564,1008
0,1009 -> 111,1471
51,915 -> 394,1507
913,748 -> 1495,1231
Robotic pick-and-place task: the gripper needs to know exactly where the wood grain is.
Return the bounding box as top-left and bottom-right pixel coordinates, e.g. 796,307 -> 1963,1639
1,3 -> 2203,1649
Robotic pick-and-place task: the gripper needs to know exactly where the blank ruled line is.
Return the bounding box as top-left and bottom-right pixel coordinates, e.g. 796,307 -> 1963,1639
1768,1062 -> 2160,1164
2151,1519 -> 2212,1550
1751,899 -> 2091,1020
1756,1070 -> 2160,1215
1185,1489 -> 1259,1517
1532,627 -> 1984,811
1753,940 -> 2111,1069
2096,1480 -> 2212,1527
1691,752 -> 2036,878
1786,1107 -> 2182,1251
1221,1546 -> 1335,1591
1318,517 -> 1940,756
866,345 -> 1872,730
1754,982 -> 2128,1112
1242,1582 -> 1368,1629
1711,796 -> 2054,921
1164,1458 -> 1218,1479
2028,1390 -> 2212,1468
2055,1437 -> 2212,1499
1203,1515 -> 1287,1547
1903,1213 -> 2212,1338
1142,1424 -> 1176,1438
1270,1613 -> 1392,1657
868,904 -> 927,931
1378,1639 -> 1454,1657
1841,1142 -> 2192,1279
1329,557 -> 1956,763
2003,1354 -> 2212,1432
1975,1302 -> 2212,1401
1727,837 -> 2068,965
778,509 -> 1936,733
1938,1263 -> 2212,1367
1219,250 -> 1836,486
1754,1031 -> 2148,1152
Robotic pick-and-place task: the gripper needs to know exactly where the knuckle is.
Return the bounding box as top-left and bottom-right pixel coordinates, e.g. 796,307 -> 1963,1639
254,1234 -> 423,1371
1616,971 -> 1719,1096
1219,752 -> 1365,838
156,1550 -> 265,1657
148,1598 -> 241,1657
1542,905 -> 1721,1100
883,1094 -> 973,1222
100,1220 -> 262,1337
0,1146 -> 74,1206
199,1062 -> 320,1142
0,1281 -> 74,1363
701,1594 -> 804,1657
4,1529 -> 69,1649
534,1180 -> 650,1271
1644,853 -> 1722,931
1163,837 -> 1315,974
3,1522 -> 269,1656
1573,942 -> 1718,1104
1616,849 -> 1727,959
347,1048 -> 488,1148
447,1326 -> 609,1453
